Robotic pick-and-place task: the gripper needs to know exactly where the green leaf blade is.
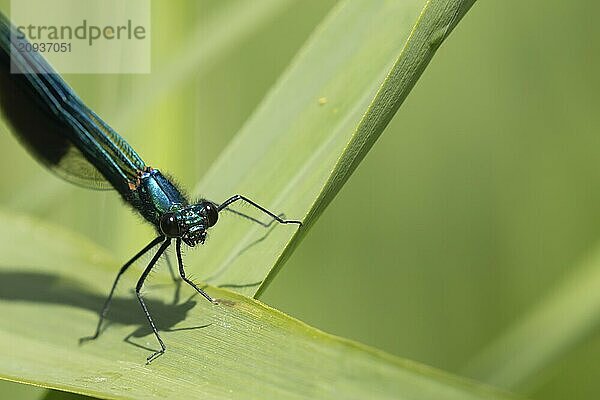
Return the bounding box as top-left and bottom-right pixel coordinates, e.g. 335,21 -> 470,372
187,0 -> 476,296
0,212 -> 517,400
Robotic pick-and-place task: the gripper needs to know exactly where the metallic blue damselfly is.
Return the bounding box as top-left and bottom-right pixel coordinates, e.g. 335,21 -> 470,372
0,12 -> 301,363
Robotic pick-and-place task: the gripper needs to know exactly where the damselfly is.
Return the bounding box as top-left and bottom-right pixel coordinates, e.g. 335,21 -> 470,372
0,12 -> 301,363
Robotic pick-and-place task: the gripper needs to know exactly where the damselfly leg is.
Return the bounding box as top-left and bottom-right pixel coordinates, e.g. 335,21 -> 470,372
79,236 -> 165,343
135,239 -> 172,363
176,239 -> 217,304
218,195 -> 302,226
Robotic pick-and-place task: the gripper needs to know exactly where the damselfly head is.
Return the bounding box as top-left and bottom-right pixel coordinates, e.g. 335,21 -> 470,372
159,201 -> 219,246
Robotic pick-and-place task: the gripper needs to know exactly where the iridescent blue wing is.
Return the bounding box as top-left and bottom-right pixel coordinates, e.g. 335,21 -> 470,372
0,12 -> 146,195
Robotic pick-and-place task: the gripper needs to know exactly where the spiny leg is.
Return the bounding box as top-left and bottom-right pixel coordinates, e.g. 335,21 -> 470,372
221,207 -> 274,227
136,238 -> 172,364
176,239 -> 218,304
217,194 -> 303,226
80,236 -> 165,343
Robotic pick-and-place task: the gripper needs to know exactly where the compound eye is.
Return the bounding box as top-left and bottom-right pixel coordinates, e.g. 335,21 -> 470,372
160,212 -> 181,237
201,201 -> 219,227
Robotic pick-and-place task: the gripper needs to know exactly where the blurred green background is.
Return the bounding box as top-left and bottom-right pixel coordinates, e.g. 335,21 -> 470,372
1,0 -> 599,399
